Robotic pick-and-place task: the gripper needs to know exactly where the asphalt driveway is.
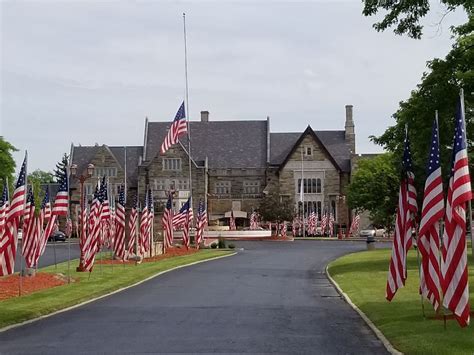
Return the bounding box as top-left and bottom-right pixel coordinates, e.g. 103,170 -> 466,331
0,240 -> 389,354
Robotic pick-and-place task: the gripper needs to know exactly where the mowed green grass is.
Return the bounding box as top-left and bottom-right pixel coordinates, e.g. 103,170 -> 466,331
328,248 -> 474,354
0,250 -> 233,329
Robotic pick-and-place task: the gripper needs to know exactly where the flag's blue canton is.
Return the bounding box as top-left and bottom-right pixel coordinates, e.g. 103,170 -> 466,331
27,186 -> 34,206
118,186 -> 125,205
0,183 -> 8,207
402,132 -> 414,172
427,119 -> 441,175
41,187 -> 50,209
454,98 -> 467,153
147,188 -> 153,209
173,101 -> 186,122
166,196 -> 172,210
58,169 -> 69,192
99,176 -> 107,202
16,158 -> 27,188
179,198 -> 191,213
93,183 -> 100,200
198,200 -> 205,215
132,195 -> 138,209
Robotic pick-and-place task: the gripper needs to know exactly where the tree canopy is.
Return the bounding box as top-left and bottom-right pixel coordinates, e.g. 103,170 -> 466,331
370,22 -> 473,196
347,154 -> 400,228
0,137 -> 18,187
54,153 -> 69,182
258,193 -> 294,223
362,0 -> 473,39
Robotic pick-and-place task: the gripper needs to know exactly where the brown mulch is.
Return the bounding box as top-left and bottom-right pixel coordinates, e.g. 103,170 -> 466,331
96,247 -> 199,265
0,273 -> 67,301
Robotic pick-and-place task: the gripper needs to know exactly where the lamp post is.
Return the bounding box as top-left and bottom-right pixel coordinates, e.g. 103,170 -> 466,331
70,163 -> 94,271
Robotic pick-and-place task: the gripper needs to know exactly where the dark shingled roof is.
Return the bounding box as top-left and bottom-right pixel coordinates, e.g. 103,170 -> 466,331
270,130 -> 351,172
145,121 -> 268,168
71,145 -> 143,186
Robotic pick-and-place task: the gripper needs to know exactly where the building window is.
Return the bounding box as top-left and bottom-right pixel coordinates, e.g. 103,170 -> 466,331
215,181 -> 231,195
154,179 -> 166,190
177,179 -> 189,190
304,146 -> 312,156
93,167 -> 117,177
163,158 -> 182,171
243,181 -> 260,194
297,178 -> 322,194
85,183 -> 94,197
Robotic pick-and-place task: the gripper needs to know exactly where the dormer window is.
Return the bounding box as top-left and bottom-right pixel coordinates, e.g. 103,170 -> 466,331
304,146 -> 312,156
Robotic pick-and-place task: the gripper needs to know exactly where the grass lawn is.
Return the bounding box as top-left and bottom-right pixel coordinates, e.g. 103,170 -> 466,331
328,248 -> 474,354
0,249 -> 233,329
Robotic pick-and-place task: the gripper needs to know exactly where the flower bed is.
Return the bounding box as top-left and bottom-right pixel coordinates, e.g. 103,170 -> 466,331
0,273 -> 68,301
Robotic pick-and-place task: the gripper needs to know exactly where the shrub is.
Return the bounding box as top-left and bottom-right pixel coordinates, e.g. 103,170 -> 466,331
218,237 -> 226,249
210,243 -> 218,249
228,243 -> 235,249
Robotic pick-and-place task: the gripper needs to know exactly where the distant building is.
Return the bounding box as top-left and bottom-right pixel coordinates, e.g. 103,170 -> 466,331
70,105 -> 357,231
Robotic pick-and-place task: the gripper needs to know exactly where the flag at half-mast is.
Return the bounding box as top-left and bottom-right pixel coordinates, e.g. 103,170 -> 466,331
441,94 -> 472,327
160,102 -> 187,155
386,129 -> 417,301
418,117 -> 443,311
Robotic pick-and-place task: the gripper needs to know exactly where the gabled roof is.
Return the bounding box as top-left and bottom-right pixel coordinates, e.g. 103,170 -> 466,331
71,145 -> 143,187
270,127 -> 352,173
145,120 -> 268,169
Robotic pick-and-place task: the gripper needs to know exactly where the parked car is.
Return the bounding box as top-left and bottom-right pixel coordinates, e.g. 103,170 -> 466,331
48,231 -> 66,242
359,224 -> 386,238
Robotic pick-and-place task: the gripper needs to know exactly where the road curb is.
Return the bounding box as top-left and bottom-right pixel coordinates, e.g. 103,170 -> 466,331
325,265 -> 402,355
0,251 -> 237,333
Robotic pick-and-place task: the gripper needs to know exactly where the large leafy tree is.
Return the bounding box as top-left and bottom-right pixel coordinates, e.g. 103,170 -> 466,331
28,170 -> 55,211
370,24 -> 473,196
258,193 -> 294,223
0,137 -> 18,187
362,0 -> 473,39
347,154 -> 400,228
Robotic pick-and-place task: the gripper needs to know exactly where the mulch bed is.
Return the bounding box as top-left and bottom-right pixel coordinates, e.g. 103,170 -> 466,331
96,247 -> 199,265
0,273 -> 68,301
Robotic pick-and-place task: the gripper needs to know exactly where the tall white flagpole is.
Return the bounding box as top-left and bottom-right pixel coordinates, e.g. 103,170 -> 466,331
183,13 -> 193,222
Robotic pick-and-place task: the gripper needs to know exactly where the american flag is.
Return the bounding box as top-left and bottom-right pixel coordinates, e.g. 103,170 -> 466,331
52,168 -> 69,216
172,198 -> 192,227
22,187 -> 38,268
195,200 -> 207,249
250,211 -> 258,230
308,209 -> 317,236
320,212 -> 328,236
139,189 -> 149,255
281,221 -> 287,237
80,190 -> 88,253
114,185 -> 126,260
146,188 -> 154,253
328,212 -> 335,237
0,183 -> 9,241
65,217 -> 73,237
229,210 -> 236,231
418,118 -> 443,311
182,205 -> 191,249
348,213 -> 361,237
163,195 -> 174,249
35,187 -> 52,263
441,95 -> 472,327
100,176 -> 110,221
83,183 -> 101,271
126,196 -> 138,258
386,130 -> 417,301
160,102 -> 188,155
1,154 -> 27,276
292,217 -> 298,237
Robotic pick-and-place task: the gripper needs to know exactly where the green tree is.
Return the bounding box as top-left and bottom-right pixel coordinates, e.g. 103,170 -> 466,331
258,193 -> 294,223
54,153 -> 69,182
362,0 -> 473,39
28,170 -> 54,211
347,154 -> 400,228
370,27 -> 473,194
0,137 -> 18,187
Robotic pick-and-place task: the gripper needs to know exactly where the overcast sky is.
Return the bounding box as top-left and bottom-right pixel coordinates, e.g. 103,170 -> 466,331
0,0 -> 468,173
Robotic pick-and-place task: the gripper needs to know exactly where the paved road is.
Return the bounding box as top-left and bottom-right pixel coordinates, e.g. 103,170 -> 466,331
1,240 -> 389,354
14,240 -> 81,271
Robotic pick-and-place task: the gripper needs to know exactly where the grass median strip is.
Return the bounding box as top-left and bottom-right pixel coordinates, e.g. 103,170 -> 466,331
327,249 -> 474,354
0,249 -> 233,329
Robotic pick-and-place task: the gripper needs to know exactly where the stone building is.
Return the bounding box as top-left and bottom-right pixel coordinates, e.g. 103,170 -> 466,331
70,104 -> 357,231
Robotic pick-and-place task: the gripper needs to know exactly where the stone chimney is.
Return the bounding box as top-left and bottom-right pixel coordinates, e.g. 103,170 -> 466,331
201,111 -> 209,122
345,105 -> 355,154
